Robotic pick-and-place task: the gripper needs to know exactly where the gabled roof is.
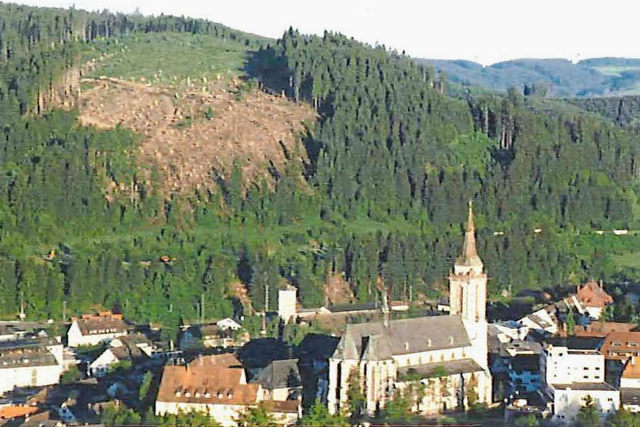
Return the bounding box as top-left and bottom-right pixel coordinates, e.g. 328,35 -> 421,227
397,358 -> 483,381
576,281 -> 614,308
622,357 -> 640,379
254,359 -> 301,390
75,316 -> 127,336
575,321 -> 636,338
602,332 -> 640,360
156,353 -> 259,406
298,334 -> 339,361
332,315 -> 470,360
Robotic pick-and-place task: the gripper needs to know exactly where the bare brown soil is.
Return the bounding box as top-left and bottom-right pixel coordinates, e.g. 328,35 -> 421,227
323,271 -> 356,305
78,76 -> 316,193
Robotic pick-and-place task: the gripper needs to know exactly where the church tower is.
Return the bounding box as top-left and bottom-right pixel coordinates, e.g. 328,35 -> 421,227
449,201 -> 487,323
449,201 -> 489,370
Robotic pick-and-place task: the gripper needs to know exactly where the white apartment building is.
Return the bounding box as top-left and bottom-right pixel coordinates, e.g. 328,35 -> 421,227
0,337 -> 64,394
541,344 -> 618,424
541,345 -> 604,388
67,312 -> 127,348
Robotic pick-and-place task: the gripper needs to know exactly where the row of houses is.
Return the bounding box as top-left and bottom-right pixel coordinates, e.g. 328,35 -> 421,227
491,280 -> 640,424
1,204 -> 639,427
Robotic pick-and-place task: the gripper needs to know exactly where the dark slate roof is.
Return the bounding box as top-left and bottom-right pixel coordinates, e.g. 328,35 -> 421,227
509,354 -> 540,374
546,336 -> 604,351
551,382 -> 616,391
77,317 -> 127,336
298,334 -> 339,361
332,315 -> 471,360
0,338 -> 60,369
397,358 -> 483,381
238,338 -> 289,371
621,388 -> 640,405
327,302 -> 378,313
254,359 -> 301,389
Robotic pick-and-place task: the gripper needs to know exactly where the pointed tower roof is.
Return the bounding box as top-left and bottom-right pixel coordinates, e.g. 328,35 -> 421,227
455,201 -> 483,269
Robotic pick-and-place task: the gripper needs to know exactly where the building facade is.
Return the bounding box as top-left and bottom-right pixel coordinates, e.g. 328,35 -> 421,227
0,337 -> 64,394
155,354 -> 300,427
327,202 -> 491,415
67,312 -> 127,348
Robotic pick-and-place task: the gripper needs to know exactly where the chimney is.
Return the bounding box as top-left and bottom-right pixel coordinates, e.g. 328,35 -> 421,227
449,336 -> 454,345
427,338 -> 432,347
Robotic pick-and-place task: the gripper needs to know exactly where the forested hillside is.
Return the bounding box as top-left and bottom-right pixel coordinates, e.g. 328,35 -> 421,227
423,57 -> 640,98
1,3 -> 640,332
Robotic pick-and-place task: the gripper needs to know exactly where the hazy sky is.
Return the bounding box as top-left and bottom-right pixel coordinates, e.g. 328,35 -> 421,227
15,0 -> 640,65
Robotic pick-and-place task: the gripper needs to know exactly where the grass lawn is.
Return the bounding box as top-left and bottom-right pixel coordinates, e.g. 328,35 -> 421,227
83,32 -> 248,85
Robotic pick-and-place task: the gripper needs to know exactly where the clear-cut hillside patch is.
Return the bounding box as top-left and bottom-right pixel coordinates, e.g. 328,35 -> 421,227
78,76 -> 316,193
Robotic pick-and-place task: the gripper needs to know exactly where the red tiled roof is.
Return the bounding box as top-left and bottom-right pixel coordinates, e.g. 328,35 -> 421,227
622,357 -> 640,379
575,322 -> 636,337
576,281 -> 613,308
0,406 -> 38,420
156,353 -> 259,406
601,331 -> 640,360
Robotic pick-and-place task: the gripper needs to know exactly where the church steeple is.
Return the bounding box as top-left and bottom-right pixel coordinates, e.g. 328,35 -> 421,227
455,201 -> 483,272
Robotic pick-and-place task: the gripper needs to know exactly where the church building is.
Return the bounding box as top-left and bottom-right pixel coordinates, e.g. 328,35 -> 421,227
327,203 -> 492,415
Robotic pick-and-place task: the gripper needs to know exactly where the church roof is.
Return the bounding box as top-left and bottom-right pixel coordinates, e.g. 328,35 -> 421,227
455,201 -> 483,269
332,315 -> 471,360
397,358 -> 483,381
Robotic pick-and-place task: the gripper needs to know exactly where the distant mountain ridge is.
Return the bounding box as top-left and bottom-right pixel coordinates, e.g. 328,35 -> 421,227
420,57 -> 640,98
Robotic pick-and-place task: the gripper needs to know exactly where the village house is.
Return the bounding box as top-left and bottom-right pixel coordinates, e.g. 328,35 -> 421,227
600,331 -> 640,361
508,354 -> 541,394
540,342 -> 618,423
89,334 -> 154,377
155,353 -> 300,427
328,203 -> 492,415
576,281 -> 614,320
67,312 -> 127,348
252,359 -> 302,401
0,337 -> 64,394
179,318 -> 245,351
574,321 -> 636,338
619,357 -> 640,412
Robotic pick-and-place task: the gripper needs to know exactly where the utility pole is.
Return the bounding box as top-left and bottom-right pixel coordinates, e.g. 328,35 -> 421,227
201,293 -> 205,323
265,284 -> 269,312
19,292 -> 25,321
62,300 -> 67,322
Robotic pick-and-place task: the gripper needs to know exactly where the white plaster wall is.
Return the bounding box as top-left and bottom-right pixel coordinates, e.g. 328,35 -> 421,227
552,388 -> 619,424
0,364 -> 62,393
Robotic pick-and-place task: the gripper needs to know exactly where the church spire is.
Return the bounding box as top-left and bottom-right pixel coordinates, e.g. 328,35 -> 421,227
455,201 -> 483,271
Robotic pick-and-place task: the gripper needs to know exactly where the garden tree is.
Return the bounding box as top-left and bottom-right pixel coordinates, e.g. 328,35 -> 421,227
605,409 -> 639,427
382,388 -> 413,421
514,414 -> 540,427
235,402 -> 276,427
567,309 -> 576,336
575,395 -> 603,427
2,2 -> 640,331
301,400 -> 350,427
346,369 -> 366,419
138,371 -> 153,402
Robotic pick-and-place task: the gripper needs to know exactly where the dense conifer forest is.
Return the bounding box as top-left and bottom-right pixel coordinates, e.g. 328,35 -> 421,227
2,3 -> 640,330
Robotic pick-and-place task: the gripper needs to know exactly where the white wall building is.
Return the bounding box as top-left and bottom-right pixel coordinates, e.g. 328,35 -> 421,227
328,202 -> 492,416
0,337 -> 64,394
541,346 -> 604,388
89,334 -> 153,377
278,286 -> 298,324
155,354 -> 300,427
549,384 -> 619,424
67,313 -> 127,348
